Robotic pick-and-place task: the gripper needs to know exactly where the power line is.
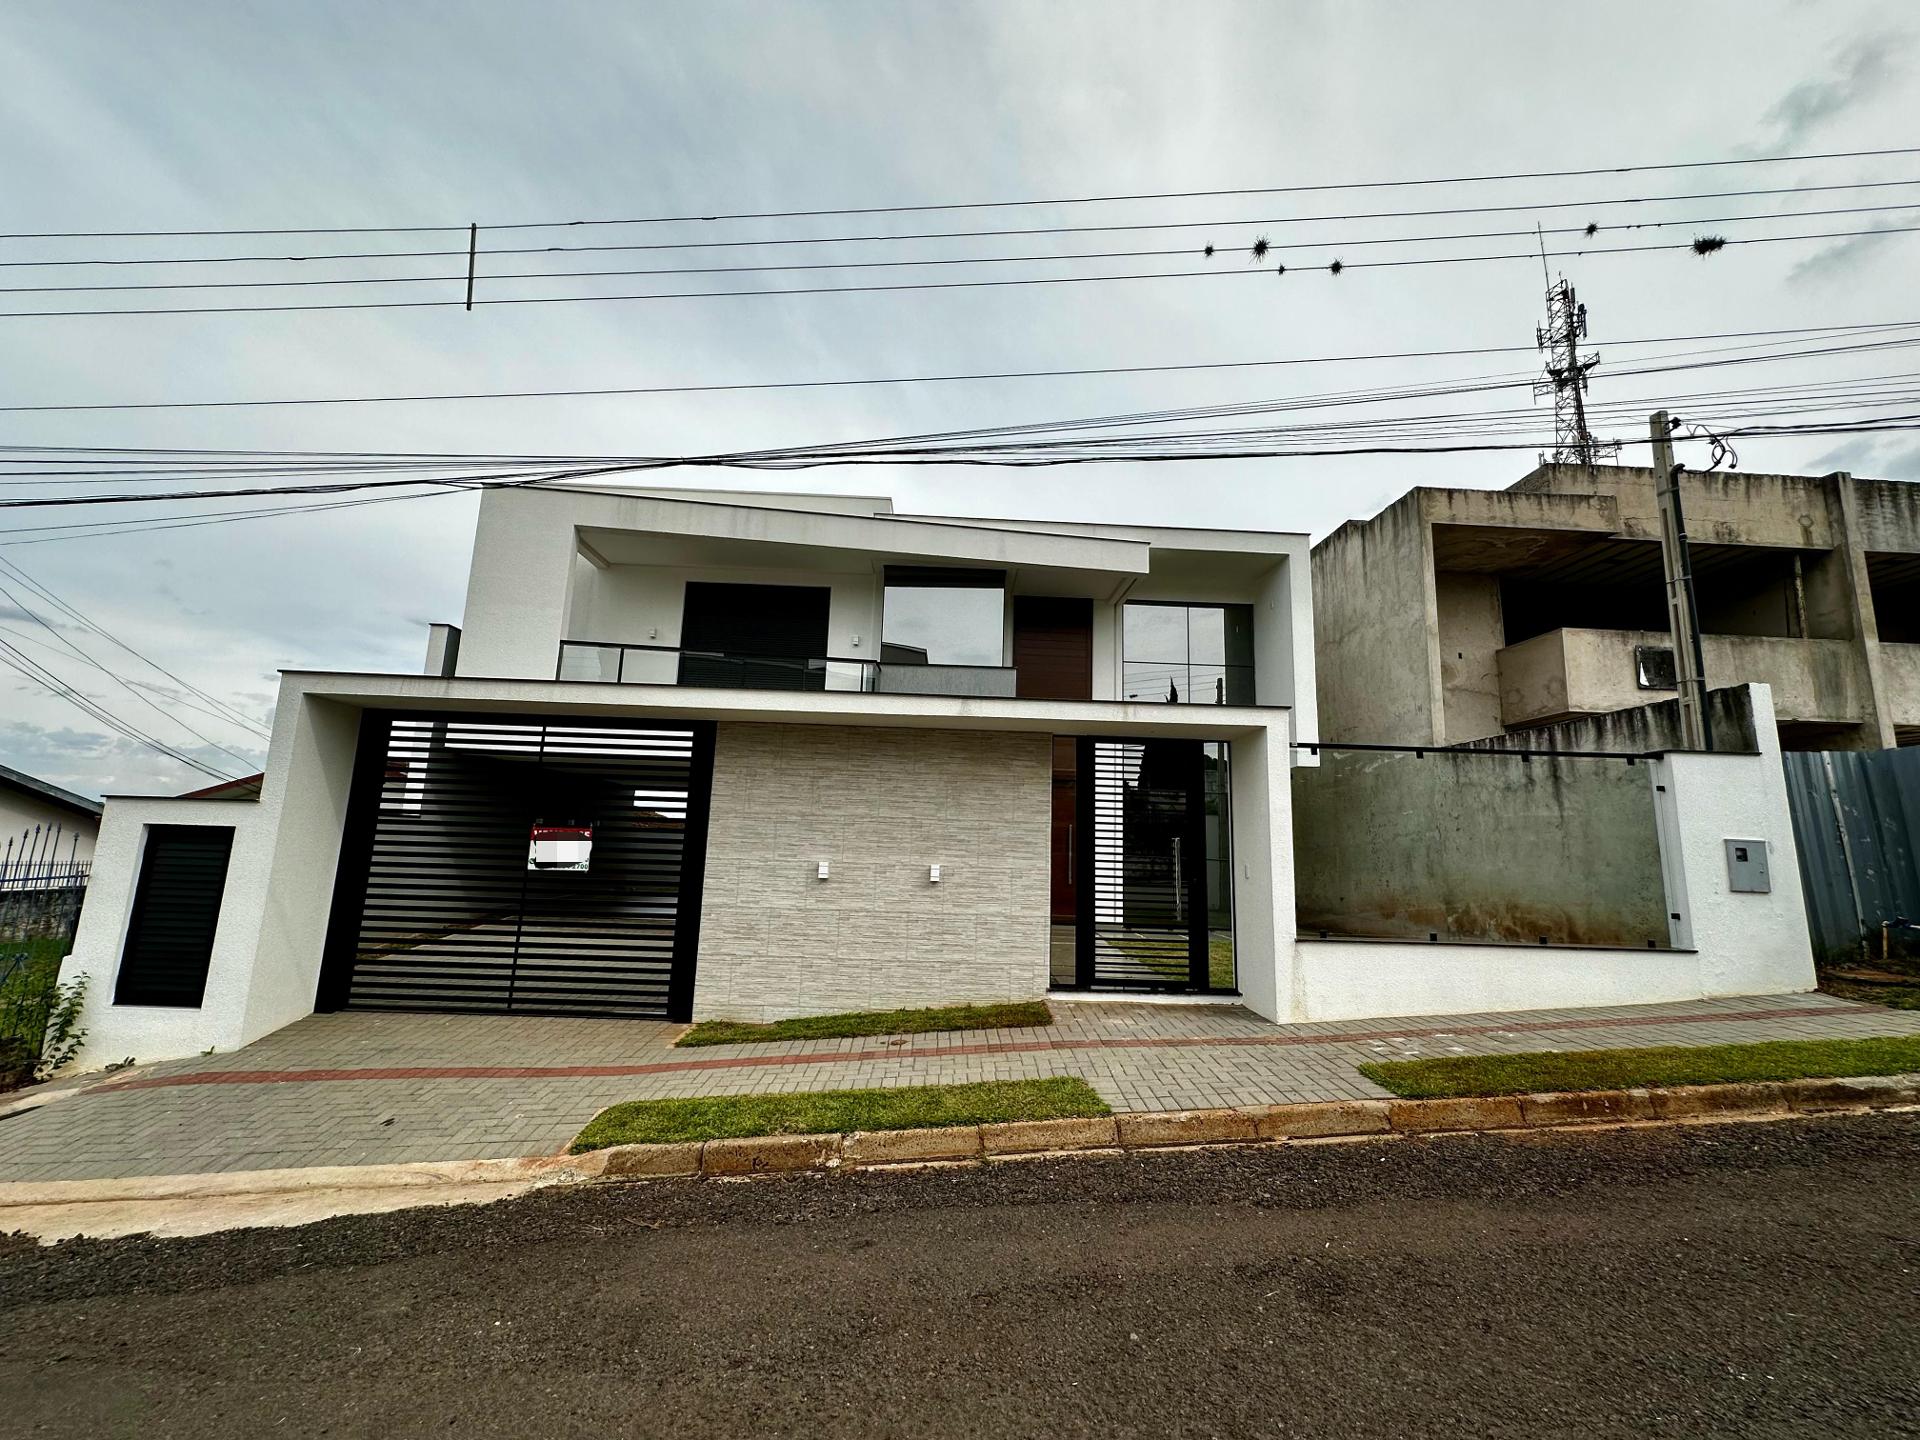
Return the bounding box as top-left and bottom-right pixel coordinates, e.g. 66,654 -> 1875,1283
0,570 -> 263,766
3,145 -> 1915,238
0,618 -> 270,734
4,373 -> 1916,524
8,178 -> 1918,268
4,202 -> 1916,296
0,556 -> 273,737
0,635 -> 237,781
0,486 -> 469,547
4,319 -> 1915,414
2,223 -> 1916,320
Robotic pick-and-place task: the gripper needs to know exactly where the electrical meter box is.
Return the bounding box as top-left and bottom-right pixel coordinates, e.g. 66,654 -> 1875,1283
1724,839 -> 1771,894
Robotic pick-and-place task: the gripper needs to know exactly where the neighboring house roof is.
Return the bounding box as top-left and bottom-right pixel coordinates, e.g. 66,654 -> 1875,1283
0,762 -> 104,820
178,773 -> 265,801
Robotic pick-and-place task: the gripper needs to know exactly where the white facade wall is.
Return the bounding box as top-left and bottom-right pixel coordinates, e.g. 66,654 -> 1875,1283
569,562 -> 882,679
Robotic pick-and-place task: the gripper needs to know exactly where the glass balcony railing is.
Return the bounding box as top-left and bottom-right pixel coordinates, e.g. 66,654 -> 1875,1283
557,641 -> 1018,698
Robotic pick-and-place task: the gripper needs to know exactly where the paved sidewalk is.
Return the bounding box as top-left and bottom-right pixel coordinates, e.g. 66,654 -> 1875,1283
3,992 -> 1916,1183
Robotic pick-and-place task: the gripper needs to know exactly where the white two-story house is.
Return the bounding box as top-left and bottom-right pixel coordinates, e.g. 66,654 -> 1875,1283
59,485 -> 1321,1063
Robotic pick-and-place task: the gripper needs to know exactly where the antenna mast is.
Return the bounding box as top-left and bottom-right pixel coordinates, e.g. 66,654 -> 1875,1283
1534,225 -> 1618,467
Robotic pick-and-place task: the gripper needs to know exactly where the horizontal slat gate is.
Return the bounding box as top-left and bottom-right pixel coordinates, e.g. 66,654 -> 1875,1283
115,825 -> 235,1007
329,714 -> 711,1018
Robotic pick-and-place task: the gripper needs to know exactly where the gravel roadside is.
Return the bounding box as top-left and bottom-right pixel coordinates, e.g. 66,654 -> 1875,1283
4,1112 -> 1918,1437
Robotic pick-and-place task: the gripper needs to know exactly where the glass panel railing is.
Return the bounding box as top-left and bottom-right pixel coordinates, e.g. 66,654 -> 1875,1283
1121,661 -> 1254,705
559,641 -> 1024,698
557,643 -> 623,683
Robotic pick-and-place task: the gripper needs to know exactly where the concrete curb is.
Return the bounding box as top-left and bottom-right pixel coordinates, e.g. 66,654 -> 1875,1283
4,1074 -> 1917,1223
0,1150 -> 610,1211
577,1071 -> 1920,1178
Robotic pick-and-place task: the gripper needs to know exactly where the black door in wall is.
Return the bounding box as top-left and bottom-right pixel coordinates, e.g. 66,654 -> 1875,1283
678,581 -> 832,690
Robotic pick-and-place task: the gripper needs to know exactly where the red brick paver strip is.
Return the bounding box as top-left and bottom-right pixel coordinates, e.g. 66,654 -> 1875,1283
89,1003 -> 1860,1094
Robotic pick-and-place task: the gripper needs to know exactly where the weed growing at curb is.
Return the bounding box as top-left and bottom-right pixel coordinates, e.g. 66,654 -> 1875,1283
570,1076 -> 1108,1151
1360,1034 -> 1920,1098
677,1000 -> 1053,1048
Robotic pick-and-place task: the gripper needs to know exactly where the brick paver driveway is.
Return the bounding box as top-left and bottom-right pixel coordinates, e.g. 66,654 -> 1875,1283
4,992 -> 1917,1183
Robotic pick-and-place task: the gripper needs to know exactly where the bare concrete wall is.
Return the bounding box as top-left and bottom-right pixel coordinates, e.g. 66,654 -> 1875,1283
1311,493 -> 1438,745
1509,465 -> 1842,549
693,722 -> 1051,1021
1496,629 -> 1866,731
1471,684 -> 1760,756
1291,744 -> 1670,947
1881,644 -> 1920,733
1435,571 -> 1504,742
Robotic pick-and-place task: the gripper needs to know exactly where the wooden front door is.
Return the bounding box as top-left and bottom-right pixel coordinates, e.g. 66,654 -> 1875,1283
1012,596 -> 1094,701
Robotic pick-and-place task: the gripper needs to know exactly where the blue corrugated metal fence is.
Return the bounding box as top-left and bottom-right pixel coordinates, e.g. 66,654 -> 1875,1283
1783,747 -> 1920,959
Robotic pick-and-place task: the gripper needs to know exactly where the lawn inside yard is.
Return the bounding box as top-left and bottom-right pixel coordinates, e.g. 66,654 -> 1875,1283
570,1076 -> 1108,1151
676,1000 -> 1052,1048
1359,1033 -> 1920,1098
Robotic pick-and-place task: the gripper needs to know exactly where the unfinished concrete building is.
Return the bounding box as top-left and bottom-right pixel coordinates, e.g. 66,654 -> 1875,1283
1312,465 -> 1920,751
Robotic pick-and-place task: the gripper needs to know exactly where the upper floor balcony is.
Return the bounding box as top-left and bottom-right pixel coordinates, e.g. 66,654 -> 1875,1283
1497,627 -> 1870,732
557,639 -> 1018,699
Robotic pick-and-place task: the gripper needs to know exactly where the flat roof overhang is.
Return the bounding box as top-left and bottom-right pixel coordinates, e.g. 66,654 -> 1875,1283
280,671 -> 1289,740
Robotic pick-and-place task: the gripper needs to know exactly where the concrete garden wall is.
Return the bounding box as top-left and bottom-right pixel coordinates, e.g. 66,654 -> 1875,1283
1291,746 -> 1670,947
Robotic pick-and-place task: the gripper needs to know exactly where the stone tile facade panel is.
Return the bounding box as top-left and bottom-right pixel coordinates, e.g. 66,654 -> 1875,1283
692,722 -> 1052,1021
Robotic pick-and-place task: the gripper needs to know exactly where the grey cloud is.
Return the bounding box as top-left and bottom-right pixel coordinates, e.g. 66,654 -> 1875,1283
1807,437 -> 1881,473
1850,440 -> 1920,481
1805,436 -> 1920,481
1785,214 -> 1917,282
1751,34 -> 1906,153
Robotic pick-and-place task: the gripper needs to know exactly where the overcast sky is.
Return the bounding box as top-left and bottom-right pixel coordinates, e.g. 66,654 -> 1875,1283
1,1 -> 1916,798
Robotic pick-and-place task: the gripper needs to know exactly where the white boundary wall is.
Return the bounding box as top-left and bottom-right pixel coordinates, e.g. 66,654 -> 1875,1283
1285,684 -> 1815,1023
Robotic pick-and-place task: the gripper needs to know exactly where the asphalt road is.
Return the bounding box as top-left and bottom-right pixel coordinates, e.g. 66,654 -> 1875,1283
4,1112 -> 1919,1438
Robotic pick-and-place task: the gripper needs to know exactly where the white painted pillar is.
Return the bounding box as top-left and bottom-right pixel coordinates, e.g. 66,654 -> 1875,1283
1648,684 -> 1816,996
1229,714 -> 1298,1022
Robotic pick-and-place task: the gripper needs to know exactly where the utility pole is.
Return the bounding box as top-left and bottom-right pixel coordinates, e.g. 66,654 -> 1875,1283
1533,226 -> 1618,467
1651,409 -> 1713,751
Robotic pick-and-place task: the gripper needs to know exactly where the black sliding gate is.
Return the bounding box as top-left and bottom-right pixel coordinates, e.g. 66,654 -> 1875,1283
1073,737 -> 1214,992
318,712 -> 715,1020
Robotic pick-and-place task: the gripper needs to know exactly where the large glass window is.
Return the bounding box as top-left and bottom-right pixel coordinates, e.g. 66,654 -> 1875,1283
882,567 -> 1005,666
1123,602 -> 1254,704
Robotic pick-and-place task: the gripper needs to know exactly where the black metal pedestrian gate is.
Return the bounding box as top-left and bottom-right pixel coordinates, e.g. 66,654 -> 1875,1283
318,712 -> 715,1020
1073,737 -> 1213,991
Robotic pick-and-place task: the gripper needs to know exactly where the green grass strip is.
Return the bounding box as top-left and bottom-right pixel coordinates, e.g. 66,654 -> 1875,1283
1359,1034 -> 1920,1099
676,1000 -> 1053,1048
570,1076 -> 1107,1151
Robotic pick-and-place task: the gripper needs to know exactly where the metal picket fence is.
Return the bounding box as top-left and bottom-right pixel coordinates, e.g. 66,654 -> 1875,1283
0,820 -> 90,1080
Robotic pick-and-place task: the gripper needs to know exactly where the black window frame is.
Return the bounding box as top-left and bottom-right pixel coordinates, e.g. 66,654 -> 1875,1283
1121,600 -> 1256,706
